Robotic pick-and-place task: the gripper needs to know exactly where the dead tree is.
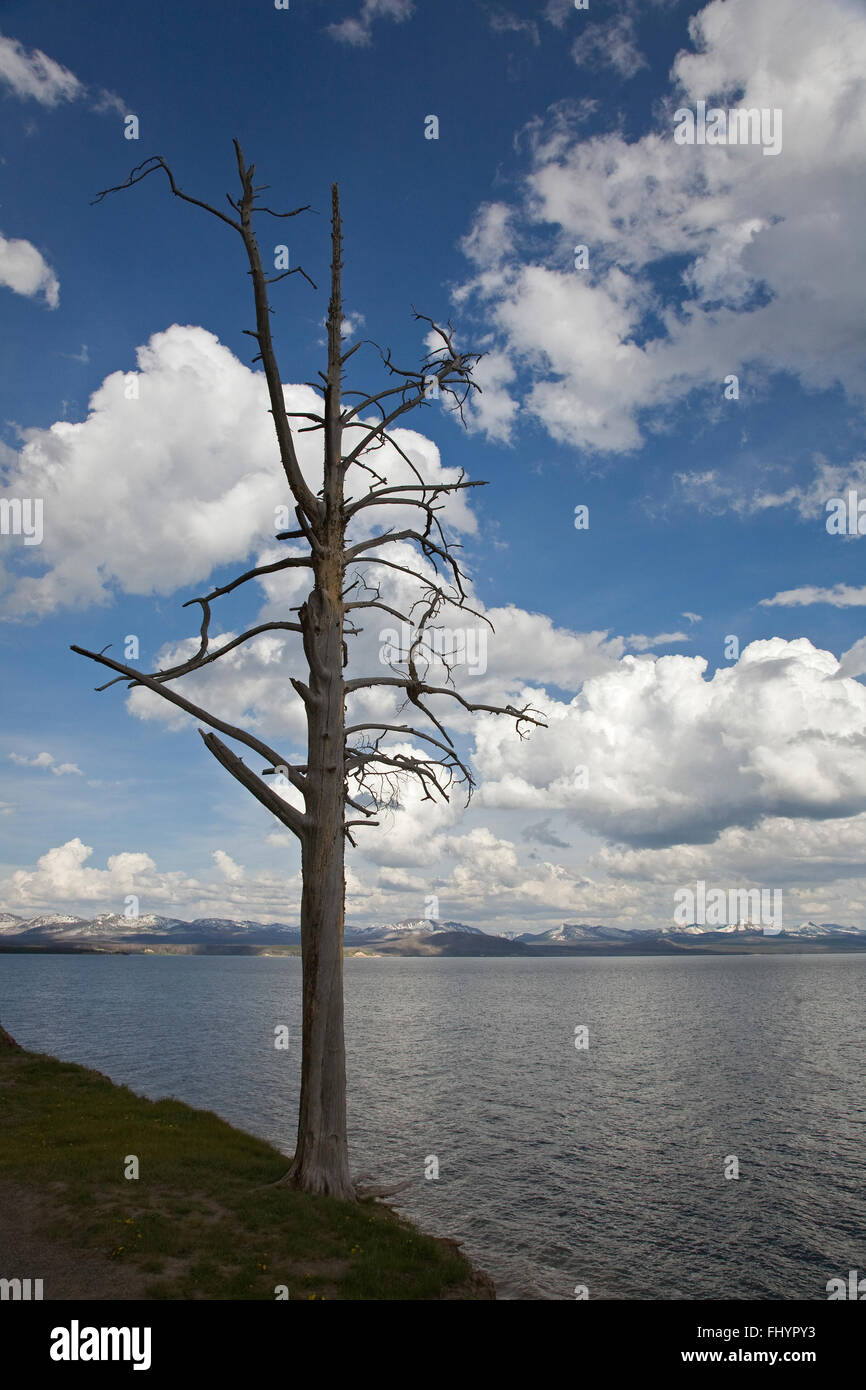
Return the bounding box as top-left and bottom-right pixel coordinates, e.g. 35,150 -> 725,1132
72,143 -> 544,1200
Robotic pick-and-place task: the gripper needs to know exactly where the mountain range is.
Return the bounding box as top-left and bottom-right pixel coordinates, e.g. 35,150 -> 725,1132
0,911 -> 485,946
0,912 -> 864,948
517,920 -> 866,942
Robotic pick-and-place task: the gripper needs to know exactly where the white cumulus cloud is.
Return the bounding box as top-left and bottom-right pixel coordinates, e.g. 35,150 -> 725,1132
0,30 -> 82,105
327,0 -> 414,47
9,751 -> 81,776
0,232 -> 59,306
474,638 -> 866,848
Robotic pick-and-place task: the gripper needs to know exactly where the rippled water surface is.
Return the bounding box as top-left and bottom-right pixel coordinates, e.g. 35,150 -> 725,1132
1,952 -> 863,1299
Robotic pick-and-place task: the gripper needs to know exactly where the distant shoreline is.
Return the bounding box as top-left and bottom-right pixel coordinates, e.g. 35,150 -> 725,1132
2,935 -> 865,959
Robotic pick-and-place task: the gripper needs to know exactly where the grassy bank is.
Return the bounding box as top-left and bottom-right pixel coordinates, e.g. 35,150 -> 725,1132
0,1036 -> 492,1300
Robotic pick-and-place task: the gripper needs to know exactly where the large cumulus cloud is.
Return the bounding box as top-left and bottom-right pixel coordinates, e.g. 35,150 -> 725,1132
474,638 -> 866,847
0,324 -> 477,618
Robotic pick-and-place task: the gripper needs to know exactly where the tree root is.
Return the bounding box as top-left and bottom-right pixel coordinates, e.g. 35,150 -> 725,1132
256,1167 -> 412,1202
352,1173 -> 413,1201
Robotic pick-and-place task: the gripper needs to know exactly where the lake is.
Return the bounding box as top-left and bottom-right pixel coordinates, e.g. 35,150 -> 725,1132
1,951 -> 863,1299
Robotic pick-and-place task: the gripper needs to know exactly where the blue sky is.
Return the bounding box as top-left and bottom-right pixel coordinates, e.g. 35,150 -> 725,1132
1,0 -> 866,932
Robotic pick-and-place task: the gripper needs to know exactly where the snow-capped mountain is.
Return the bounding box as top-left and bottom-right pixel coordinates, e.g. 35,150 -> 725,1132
675,922 -> 766,935
1,912 -> 89,935
366,918 -> 485,940
785,920 -> 866,937
675,920 -> 866,937
518,923 -> 640,943
178,917 -> 286,936
70,913 -> 186,936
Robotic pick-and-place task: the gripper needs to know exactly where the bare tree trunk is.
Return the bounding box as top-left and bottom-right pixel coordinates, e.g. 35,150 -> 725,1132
282,584 -> 353,1198
281,186 -> 353,1199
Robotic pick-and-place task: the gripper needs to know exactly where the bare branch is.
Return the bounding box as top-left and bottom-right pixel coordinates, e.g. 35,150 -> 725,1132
346,723 -> 476,804
349,748 -> 463,806
70,643 -> 307,794
342,416 -> 432,494
93,145 -> 321,524
323,181 -> 344,515
265,266 -> 318,290
199,730 -> 308,840
92,154 -> 243,232
233,139 -> 321,523
253,204 -> 312,219
94,622 -> 303,692
340,390 -> 430,470
345,530 -> 465,598
94,619 -> 302,692
344,599 -> 411,624
185,553 -> 312,608
345,674 -> 546,734
346,722 -> 458,756
344,478 -> 486,519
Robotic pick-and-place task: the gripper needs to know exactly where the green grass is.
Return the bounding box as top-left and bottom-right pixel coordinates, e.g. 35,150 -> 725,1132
0,1047 -> 488,1300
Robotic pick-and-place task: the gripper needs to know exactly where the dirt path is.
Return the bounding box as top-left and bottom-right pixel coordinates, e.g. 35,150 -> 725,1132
0,1179 -> 151,1300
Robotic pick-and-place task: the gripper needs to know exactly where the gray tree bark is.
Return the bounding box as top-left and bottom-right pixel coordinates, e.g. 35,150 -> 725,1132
282,191 -> 353,1197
